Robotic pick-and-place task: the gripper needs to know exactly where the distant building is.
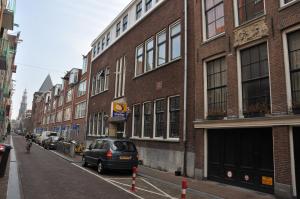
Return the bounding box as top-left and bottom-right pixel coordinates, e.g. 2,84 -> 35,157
17,89 -> 27,120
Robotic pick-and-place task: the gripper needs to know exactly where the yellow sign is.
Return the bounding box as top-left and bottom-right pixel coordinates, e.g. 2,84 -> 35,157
262,176 -> 273,186
113,102 -> 127,113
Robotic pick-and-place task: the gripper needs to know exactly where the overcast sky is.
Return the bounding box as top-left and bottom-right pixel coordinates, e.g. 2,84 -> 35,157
12,0 -> 132,119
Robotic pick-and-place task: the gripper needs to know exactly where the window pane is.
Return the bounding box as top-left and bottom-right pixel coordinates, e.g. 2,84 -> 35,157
171,23 -> 181,36
238,0 -> 264,24
158,43 -> 166,65
171,35 -> 181,59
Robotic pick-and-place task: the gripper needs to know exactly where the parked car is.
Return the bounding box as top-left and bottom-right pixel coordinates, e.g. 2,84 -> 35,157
44,136 -> 59,150
82,138 -> 138,174
39,131 -> 58,147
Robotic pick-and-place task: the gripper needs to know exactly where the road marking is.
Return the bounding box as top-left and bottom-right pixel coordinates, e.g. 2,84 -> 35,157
141,178 -> 175,198
106,177 -> 133,180
108,179 -> 176,198
71,163 -> 144,199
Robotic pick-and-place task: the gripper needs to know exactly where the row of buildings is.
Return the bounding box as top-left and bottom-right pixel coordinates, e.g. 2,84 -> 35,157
31,0 -> 300,198
0,0 -> 20,139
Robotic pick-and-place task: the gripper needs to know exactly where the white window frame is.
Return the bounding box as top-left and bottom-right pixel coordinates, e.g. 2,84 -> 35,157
77,80 -> 87,97
135,44 -> 144,77
233,0 -> 266,27
142,101 -> 152,138
63,106 -> 72,121
282,24 -> 300,113
167,95 -> 180,141
66,89 -> 73,103
280,0 -> 297,7
169,20 -> 181,62
153,98 -> 165,139
156,29 -> 167,67
132,103 -> 142,138
236,40 -> 272,118
115,57 -> 126,98
145,37 -> 154,72
75,101 -> 86,119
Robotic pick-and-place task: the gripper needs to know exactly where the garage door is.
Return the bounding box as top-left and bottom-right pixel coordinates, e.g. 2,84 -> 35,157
294,127 -> 300,198
208,128 -> 274,193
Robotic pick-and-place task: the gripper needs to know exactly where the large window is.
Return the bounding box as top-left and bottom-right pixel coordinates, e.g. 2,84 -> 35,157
145,38 -> 154,72
204,0 -> 224,39
157,30 -> 167,66
75,101 -> 86,119
92,68 -> 109,95
64,107 -> 72,121
168,96 -> 180,138
133,104 -> 142,137
170,21 -> 181,60
89,112 -> 105,136
238,0 -> 264,24
143,102 -> 153,138
288,30 -> 300,113
58,95 -> 63,106
52,99 -> 57,110
207,57 -> 227,118
136,1 -> 142,20
115,57 -> 126,98
66,89 -> 73,103
145,0 -> 152,11
135,45 -> 144,76
56,110 -> 62,122
241,43 -> 270,116
77,80 -> 87,97
155,99 -> 165,138
82,56 -> 87,74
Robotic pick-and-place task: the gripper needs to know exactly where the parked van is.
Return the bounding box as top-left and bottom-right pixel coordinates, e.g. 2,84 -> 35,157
38,131 -> 58,146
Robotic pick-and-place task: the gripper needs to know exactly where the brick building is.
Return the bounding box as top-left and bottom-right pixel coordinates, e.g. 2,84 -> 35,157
88,0 -> 196,178
31,54 -> 90,143
192,0 -> 300,198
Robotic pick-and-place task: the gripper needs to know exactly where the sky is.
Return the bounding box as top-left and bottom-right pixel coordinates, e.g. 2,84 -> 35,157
12,0 -> 132,119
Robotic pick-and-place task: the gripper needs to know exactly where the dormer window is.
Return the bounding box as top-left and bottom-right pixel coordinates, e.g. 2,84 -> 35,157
69,69 -> 79,85
116,22 -> 121,37
106,32 -> 111,46
136,1 -> 142,20
123,15 -> 128,31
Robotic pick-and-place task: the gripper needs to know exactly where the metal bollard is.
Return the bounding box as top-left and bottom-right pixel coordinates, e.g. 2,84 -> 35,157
181,178 -> 187,199
131,166 -> 137,192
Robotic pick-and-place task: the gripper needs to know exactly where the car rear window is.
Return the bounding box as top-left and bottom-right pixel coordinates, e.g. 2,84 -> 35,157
112,141 -> 136,152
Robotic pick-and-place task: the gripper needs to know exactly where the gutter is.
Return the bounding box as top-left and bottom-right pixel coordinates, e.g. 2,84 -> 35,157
183,0 -> 188,176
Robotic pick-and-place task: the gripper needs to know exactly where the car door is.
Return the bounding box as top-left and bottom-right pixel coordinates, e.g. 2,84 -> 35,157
90,140 -> 104,165
85,140 -> 96,163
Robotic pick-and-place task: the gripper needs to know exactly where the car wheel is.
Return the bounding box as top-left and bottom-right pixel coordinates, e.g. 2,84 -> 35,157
97,161 -> 105,174
82,156 -> 87,167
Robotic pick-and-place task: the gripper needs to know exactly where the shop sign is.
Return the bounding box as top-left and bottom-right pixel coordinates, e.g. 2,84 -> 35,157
262,176 -> 273,186
112,102 -> 128,118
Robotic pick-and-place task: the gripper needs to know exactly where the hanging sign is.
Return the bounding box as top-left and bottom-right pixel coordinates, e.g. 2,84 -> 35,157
112,102 -> 128,118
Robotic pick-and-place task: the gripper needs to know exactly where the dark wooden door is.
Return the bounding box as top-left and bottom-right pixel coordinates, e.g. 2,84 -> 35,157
294,127 -> 300,198
208,128 -> 274,193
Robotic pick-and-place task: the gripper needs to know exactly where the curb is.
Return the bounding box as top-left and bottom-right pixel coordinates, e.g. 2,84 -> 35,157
50,150 -> 82,163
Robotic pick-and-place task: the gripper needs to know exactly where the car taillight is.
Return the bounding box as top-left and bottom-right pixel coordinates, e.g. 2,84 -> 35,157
106,150 -> 112,159
0,145 -> 5,152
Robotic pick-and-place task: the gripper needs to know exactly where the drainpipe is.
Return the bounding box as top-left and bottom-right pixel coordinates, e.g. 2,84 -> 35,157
85,54 -> 92,144
183,0 -> 188,177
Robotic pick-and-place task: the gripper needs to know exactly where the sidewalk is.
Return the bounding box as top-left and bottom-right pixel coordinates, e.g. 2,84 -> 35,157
54,151 -> 275,199
0,136 -> 11,199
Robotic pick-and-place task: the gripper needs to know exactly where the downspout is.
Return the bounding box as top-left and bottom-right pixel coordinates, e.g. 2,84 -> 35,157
183,0 -> 188,177
85,54 -> 92,143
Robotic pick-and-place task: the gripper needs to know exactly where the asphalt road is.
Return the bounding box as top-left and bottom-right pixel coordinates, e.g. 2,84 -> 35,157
13,135 -> 136,199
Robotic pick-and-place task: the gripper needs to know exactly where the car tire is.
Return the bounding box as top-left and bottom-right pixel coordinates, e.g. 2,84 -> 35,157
97,161 -> 105,174
82,156 -> 87,167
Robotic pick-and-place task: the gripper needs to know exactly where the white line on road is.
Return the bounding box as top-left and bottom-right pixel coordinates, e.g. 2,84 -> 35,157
141,178 -> 176,198
71,163 -> 145,199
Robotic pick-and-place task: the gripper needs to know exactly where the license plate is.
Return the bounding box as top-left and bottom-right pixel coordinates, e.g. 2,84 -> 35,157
120,156 -> 131,160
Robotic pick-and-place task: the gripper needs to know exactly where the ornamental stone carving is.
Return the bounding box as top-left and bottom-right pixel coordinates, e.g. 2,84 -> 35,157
234,18 -> 269,47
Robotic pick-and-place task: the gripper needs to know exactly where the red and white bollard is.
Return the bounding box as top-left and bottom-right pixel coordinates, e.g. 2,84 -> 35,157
131,167 -> 137,192
181,178 -> 187,199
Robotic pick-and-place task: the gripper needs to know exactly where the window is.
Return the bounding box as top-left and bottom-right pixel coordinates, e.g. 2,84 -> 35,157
206,57 -> 227,117
241,43 -> 270,116
66,89 -> 73,102
116,22 -> 121,37
89,112 -> 105,136
82,56 -> 87,74
155,99 -> 165,138
157,30 -> 167,66
56,110 -> 62,122
136,1 -> 142,20
106,32 -> 110,46
97,41 -> 101,54
168,96 -> 180,138
145,38 -> 154,72
135,45 -> 144,76
93,69 -> 109,95
102,37 -> 105,50
143,102 -> 153,138
281,0 -> 295,6
92,76 -> 96,96
238,0 -> 264,24
64,107 -> 72,121
123,15 -> 128,31
133,104 -> 142,137
93,46 -> 96,57
287,30 -> 300,112
52,99 -> 57,110
170,21 -> 181,60
75,101 -> 86,119
105,68 -> 110,90
58,95 -> 64,106
145,0 -> 152,11
77,80 -> 87,97
204,0 -> 224,39
115,57 -> 126,98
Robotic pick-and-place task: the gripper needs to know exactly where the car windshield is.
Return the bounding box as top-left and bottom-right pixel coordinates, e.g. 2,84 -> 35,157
112,141 -> 136,152
49,133 -> 57,137
52,136 -> 59,141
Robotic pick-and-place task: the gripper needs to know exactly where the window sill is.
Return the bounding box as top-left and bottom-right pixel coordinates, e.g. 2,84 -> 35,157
74,116 -> 86,120
133,57 -> 182,80
130,137 -> 180,143
279,0 -> 300,11
91,90 -> 109,98
235,14 -> 266,29
202,32 -> 226,45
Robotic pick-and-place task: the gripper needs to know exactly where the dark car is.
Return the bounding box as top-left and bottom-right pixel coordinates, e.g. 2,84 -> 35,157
44,136 -> 59,150
82,138 -> 138,174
